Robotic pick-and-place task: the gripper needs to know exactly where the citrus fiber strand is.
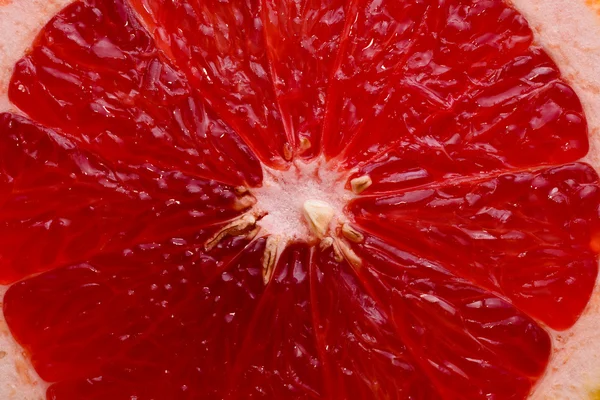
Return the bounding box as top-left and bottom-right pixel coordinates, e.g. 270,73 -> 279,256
318,0 -> 359,159
307,248 -> 337,400
259,0 -> 348,159
258,0 -> 297,151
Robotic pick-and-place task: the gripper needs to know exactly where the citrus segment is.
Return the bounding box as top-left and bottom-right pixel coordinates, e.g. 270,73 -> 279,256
0,113 -> 247,284
260,0 -> 347,159
128,0 -> 290,167
321,0 -> 431,159
9,0 -> 262,186
231,243 -> 324,399
349,163 -> 600,330
311,251 -> 439,399
347,51 -> 588,193
322,0 -> 587,180
337,1 -> 535,167
354,236 -> 551,399
5,235 -> 266,398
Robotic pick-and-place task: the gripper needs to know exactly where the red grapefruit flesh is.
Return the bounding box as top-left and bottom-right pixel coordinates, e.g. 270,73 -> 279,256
0,0 -> 598,399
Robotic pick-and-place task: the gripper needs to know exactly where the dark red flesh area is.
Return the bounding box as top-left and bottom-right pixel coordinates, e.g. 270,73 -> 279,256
0,0 -> 599,399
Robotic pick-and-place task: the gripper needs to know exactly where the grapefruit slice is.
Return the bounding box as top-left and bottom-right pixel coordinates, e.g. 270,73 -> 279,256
0,0 -> 599,399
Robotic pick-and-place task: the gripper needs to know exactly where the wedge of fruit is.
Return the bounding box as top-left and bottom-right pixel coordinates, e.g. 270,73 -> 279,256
1,0 -> 600,399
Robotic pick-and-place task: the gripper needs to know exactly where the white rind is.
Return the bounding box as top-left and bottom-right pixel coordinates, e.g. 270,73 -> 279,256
254,160 -> 350,243
0,288 -> 46,400
0,0 -> 599,399
0,0 -> 73,112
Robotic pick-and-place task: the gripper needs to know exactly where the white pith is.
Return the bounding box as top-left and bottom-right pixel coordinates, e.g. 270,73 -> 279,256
0,0 -> 599,399
206,160 -> 356,284
253,159 -> 351,244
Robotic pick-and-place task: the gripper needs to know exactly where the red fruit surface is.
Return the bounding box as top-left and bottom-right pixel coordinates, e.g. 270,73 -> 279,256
0,0 -> 599,399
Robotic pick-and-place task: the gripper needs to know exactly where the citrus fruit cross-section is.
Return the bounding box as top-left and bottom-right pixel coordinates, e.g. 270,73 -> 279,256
0,0 -> 599,399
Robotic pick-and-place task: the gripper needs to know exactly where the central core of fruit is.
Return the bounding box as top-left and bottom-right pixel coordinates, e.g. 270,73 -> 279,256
253,159 -> 350,243
205,158 -> 366,284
